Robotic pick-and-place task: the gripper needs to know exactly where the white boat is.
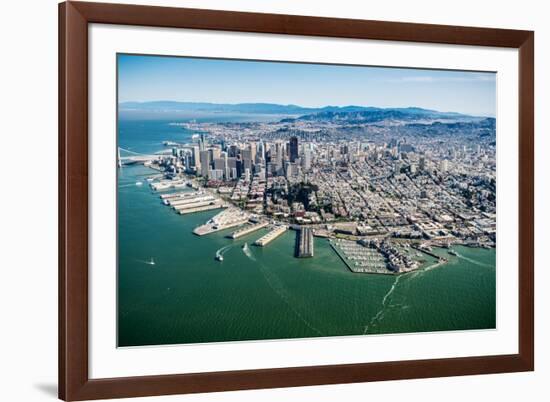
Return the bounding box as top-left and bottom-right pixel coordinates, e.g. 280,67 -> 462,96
242,242 -> 249,251
135,181 -> 143,186
148,258 -> 155,265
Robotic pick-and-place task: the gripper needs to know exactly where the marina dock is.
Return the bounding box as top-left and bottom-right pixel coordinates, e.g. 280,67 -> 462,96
254,225 -> 287,246
228,221 -> 269,239
295,227 -> 314,258
330,239 -> 393,274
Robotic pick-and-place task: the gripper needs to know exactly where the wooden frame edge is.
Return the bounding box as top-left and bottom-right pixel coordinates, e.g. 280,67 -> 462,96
59,1 -> 534,400
59,1 -> 90,400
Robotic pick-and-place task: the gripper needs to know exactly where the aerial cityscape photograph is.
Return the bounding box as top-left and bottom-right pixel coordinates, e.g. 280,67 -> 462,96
117,54 -> 496,347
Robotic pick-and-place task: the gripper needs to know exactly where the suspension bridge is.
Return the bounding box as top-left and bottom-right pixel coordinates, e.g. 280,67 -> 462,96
117,147 -> 161,167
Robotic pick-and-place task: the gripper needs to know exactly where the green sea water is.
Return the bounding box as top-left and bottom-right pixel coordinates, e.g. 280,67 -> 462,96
117,164 -> 496,347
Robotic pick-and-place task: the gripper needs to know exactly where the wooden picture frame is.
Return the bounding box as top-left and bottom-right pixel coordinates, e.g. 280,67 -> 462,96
59,1 -> 534,400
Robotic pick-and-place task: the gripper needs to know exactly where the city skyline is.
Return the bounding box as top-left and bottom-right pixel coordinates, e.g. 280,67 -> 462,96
118,54 -> 497,117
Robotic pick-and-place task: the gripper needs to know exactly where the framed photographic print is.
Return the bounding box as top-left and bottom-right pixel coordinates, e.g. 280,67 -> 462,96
59,1 -> 534,400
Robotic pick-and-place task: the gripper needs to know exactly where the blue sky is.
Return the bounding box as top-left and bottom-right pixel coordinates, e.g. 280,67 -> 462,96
118,54 -> 496,117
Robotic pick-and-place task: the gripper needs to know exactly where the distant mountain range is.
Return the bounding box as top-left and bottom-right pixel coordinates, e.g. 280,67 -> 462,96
120,101 -> 386,115
119,101 -> 484,119
119,101 -> 493,125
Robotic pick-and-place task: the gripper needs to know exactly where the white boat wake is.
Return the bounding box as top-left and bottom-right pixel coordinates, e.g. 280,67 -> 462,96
242,243 -> 256,261
215,245 -> 233,261
363,274 -> 404,334
455,253 -> 493,268
136,258 -> 156,266
259,263 -> 324,336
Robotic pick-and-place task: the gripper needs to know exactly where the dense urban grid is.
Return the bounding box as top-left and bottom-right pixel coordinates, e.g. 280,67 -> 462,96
130,109 -> 496,274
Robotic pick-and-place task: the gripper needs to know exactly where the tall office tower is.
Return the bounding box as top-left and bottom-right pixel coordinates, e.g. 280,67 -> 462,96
214,158 -> 225,171
394,160 -> 401,173
419,156 -> 426,171
227,157 -> 237,178
184,154 -> 192,171
285,161 -> 292,178
228,144 -> 238,158
199,133 -> 207,151
275,141 -> 284,170
209,169 -> 224,181
258,166 -> 266,181
221,152 -> 229,180
289,136 -> 299,162
214,157 -> 229,179
236,157 -> 243,178
211,147 -> 221,160
302,147 -> 312,172
241,149 -> 252,163
439,159 -> 448,173
257,141 -> 265,161
199,150 -> 211,178
250,142 -> 256,163
192,146 -> 201,169
241,148 -> 252,174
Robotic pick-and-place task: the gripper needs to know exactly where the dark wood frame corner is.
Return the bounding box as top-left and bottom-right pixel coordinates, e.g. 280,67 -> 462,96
59,1 -> 534,400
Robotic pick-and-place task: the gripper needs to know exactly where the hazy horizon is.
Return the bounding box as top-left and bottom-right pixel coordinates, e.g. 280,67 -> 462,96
118,54 -> 497,117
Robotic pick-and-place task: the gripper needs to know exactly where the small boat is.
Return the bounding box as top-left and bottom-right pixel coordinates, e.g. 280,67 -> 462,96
135,181 -> 143,186
242,242 -> 249,251
148,258 -> 156,265
448,249 -> 458,256
215,254 -> 224,262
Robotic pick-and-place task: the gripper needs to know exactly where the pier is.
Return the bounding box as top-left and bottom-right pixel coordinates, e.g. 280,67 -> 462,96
173,200 -> 219,212
178,203 -> 226,215
295,227 -> 314,258
170,195 -> 215,208
150,180 -> 188,191
160,191 -> 192,200
160,190 -> 202,200
193,208 -> 250,236
254,225 -> 287,246
228,221 -> 269,239
411,244 -> 448,262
